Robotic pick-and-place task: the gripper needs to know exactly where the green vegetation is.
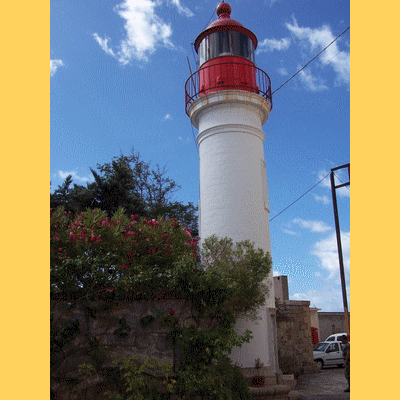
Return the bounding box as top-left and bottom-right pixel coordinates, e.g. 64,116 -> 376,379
50,203 -> 271,399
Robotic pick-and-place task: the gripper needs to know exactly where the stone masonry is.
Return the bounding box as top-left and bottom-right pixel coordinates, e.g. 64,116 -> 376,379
275,300 -> 318,376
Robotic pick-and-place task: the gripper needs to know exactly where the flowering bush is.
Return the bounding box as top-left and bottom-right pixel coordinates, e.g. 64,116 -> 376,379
51,207 -> 271,400
50,207 -> 199,296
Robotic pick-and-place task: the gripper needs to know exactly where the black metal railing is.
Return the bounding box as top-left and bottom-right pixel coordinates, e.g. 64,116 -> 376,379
185,61 -> 272,114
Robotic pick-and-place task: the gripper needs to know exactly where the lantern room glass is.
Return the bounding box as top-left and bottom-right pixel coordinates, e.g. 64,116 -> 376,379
199,31 -> 255,66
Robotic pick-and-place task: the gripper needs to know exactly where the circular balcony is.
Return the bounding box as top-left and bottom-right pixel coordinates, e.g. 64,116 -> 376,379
185,60 -> 272,115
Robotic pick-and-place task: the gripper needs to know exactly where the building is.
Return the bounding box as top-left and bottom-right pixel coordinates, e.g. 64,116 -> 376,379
185,0 -> 278,378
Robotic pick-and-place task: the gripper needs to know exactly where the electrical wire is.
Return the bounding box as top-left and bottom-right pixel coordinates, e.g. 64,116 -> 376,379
190,123 -> 199,155
269,173 -> 330,222
203,8 -> 216,31
333,172 -> 350,192
272,26 -> 350,95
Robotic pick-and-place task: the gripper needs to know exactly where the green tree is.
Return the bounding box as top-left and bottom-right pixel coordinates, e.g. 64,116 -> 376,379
51,208 -> 269,400
51,150 -> 198,235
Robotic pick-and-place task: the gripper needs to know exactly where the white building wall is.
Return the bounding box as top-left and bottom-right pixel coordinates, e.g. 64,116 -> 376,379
189,91 -> 276,369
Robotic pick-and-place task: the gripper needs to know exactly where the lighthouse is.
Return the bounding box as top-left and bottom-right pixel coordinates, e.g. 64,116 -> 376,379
185,2 -> 279,374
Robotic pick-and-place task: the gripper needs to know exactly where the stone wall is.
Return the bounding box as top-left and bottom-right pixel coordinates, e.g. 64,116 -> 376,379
51,297 -> 293,400
51,298 -> 194,399
275,300 -> 318,376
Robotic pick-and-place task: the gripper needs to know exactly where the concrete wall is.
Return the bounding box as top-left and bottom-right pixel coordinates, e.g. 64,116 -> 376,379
275,300 -> 318,376
273,276 -> 289,301
318,312 -> 349,342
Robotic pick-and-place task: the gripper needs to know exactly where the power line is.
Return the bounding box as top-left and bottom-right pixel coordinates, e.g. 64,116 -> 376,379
190,123 -> 199,155
333,172 -> 350,192
269,172 -> 330,222
272,26 -> 350,95
203,8 -> 216,31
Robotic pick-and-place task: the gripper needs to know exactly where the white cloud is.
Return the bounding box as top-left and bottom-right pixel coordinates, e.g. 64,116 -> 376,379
58,170 -> 92,184
292,283 -> 349,312
311,231 -> 350,281
170,0 -> 194,17
318,170 -> 332,189
50,59 -> 64,77
313,194 -> 330,205
292,218 -> 332,233
93,0 -> 174,64
318,169 -> 350,198
164,113 -> 172,120
282,228 -> 297,236
277,67 -> 288,76
267,0 -> 280,7
285,17 -> 350,87
258,37 -> 291,53
92,35 -> 117,57
298,68 -> 328,92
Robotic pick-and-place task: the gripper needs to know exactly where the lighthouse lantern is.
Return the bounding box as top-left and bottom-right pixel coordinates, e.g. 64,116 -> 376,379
194,2 -> 259,96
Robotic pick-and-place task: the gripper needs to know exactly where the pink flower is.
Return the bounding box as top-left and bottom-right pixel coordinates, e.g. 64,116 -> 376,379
146,238 -> 150,241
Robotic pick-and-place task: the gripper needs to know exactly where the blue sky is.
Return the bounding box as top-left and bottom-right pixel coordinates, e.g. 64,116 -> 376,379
50,0 -> 350,312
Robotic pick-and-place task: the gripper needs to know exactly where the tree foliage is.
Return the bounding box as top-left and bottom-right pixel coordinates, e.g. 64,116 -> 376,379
50,150 -> 198,235
50,207 -> 272,399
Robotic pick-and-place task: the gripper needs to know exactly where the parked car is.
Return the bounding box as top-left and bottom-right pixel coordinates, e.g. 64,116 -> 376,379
313,341 -> 344,369
324,333 -> 349,342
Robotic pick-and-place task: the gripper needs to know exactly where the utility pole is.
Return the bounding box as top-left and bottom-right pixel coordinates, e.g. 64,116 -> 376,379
330,163 -> 350,336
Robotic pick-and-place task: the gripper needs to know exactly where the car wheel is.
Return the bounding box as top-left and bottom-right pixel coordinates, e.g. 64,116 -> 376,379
316,360 -> 323,370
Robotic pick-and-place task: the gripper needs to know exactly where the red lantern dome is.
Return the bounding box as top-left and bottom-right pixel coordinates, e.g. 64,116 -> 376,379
194,1 -> 258,65
185,2 -> 272,113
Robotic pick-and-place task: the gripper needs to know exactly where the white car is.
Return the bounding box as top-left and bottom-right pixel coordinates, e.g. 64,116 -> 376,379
313,341 -> 345,369
324,333 -> 349,342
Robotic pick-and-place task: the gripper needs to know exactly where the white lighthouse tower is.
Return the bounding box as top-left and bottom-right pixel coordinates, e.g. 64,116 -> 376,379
185,2 -> 279,375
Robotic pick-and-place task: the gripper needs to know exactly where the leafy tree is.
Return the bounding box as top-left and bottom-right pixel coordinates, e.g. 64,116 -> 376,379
51,150 -> 198,235
51,207 -> 269,399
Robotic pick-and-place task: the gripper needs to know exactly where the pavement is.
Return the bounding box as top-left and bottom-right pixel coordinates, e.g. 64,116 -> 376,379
288,366 -> 350,400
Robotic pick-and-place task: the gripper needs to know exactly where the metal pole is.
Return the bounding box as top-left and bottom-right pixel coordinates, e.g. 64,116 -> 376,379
330,169 -> 350,337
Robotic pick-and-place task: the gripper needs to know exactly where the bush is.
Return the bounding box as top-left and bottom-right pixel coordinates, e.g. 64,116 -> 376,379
50,207 -> 272,399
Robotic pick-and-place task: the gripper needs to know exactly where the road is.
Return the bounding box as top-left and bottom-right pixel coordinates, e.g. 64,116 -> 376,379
288,366 -> 350,400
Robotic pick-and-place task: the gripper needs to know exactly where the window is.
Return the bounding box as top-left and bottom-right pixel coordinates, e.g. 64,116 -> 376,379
314,342 -> 329,352
199,31 -> 255,66
328,343 -> 339,352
